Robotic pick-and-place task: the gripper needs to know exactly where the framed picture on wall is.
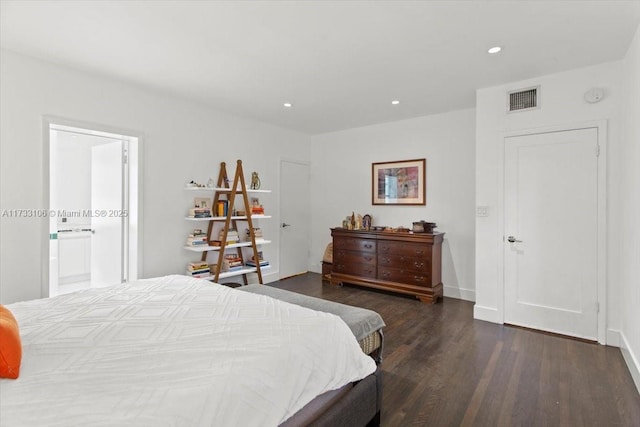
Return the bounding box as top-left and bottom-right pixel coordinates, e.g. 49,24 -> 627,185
372,158 -> 426,205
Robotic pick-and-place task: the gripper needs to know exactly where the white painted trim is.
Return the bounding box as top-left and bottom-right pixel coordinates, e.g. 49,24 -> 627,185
473,304 -> 501,323
42,116 -> 144,297
41,119 -> 52,299
595,121 -> 608,345
498,120 -> 608,344
444,285 -> 475,302
620,331 -> 640,395
606,328 -> 621,347
261,271 -> 280,284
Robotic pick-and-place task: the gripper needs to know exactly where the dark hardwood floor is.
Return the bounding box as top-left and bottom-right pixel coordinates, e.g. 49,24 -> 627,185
267,273 -> 640,427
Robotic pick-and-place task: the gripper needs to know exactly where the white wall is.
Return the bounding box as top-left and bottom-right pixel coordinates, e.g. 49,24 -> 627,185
474,61 -> 624,338
309,109 -> 476,301
619,24 -> 640,392
0,49 -> 310,304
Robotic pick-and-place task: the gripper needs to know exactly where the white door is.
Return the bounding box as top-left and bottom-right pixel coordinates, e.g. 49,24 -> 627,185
91,141 -> 125,287
504,128 -> 599,340
280,160 -> 310,279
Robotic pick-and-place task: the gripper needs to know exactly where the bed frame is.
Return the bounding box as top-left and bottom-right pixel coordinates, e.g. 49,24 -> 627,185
238,285 -> 384,427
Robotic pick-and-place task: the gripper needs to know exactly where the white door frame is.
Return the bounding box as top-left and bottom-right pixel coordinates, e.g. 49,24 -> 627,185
497,120 -> 608,344
41,116 -> 144,298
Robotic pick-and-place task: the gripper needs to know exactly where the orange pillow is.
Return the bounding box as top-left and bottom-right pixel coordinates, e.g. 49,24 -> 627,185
0,305 -> 22,379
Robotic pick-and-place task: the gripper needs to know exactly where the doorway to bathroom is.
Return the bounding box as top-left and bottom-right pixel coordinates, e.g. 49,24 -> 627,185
47,121 -> 140,297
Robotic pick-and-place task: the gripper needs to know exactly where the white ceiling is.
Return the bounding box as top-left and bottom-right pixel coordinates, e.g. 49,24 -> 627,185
2,1 -> 639,134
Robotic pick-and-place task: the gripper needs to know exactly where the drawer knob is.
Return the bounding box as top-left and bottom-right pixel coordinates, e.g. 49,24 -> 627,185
364,244 -> 373,249
414,276 -> 425,282
414,262 -> 424,268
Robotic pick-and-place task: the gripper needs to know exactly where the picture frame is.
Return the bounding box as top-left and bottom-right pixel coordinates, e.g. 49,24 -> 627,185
193,197 -> 211,209
372,158 -> 426,205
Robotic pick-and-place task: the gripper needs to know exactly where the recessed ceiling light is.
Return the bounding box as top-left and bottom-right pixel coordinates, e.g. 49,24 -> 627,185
283,103 -> 292,108
488,46 -> 502,54
391,100 -> 400,105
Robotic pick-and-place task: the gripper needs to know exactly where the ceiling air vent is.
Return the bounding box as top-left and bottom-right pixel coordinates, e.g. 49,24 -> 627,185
508,86 -> 539,112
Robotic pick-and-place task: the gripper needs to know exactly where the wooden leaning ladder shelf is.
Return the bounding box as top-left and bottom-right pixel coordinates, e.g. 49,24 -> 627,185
202,160 -> 265,284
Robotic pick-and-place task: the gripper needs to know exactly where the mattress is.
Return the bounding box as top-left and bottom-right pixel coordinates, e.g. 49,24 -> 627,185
238,284 -> 385,358
0,275 -> 376,427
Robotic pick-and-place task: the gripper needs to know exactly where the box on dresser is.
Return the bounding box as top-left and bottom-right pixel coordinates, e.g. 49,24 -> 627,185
330,228 -> 444,304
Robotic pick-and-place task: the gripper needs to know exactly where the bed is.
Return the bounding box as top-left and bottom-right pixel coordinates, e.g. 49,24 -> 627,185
0,275 -> 384,426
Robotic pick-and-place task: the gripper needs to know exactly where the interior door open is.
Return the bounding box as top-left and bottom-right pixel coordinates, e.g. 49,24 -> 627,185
91,140 -> 124,287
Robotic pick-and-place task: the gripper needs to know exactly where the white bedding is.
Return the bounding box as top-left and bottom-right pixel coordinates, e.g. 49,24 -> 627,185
0,275 -> 376,426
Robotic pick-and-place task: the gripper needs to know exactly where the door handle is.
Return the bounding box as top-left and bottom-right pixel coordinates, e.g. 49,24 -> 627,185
282,222 -> 291,228
507,236 -> 523,243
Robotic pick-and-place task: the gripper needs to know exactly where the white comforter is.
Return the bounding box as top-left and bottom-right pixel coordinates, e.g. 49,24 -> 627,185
0,275 -> 376,426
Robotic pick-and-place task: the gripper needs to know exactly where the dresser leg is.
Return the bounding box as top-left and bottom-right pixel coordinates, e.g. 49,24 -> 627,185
417,295 -> 442,304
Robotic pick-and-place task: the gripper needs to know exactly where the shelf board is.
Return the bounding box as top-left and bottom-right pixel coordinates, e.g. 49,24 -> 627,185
184,239 -> 271,252
192,265 -> 271,281
185,187 -> 271,194
185,215 -> 272,221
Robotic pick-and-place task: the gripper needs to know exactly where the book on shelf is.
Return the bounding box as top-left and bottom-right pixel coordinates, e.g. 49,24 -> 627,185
219,229 -> 239,245
189,229 -> 207,238
216,200 -> 229,217
186,270 -> 211,278
186,236 -> 208,245
245,260 -> 270,267
187,261 -> 209,271
250,197 -> 265,215
243,228 -> 263,241
188,208 -> 212,218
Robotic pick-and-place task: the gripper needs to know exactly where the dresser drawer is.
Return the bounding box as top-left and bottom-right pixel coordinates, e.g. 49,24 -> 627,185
334,237 -> 377,253
378,254 -> 430,273
334,250 -> 376,266
378,266 -> 431,286
332,261 -> 376,278
378,241 -> 430,258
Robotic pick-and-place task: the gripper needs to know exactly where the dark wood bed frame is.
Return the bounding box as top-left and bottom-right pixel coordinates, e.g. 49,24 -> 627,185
282,368 -> 382,427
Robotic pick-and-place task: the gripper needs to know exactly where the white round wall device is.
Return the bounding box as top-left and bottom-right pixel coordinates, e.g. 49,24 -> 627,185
584,88 -> 604,103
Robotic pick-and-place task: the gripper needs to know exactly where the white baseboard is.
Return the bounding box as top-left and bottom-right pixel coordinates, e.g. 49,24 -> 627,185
606,328 -> 621,347
620,331 -> 640,395
473,304 -> 500,323
262,271 -> 280,284
444,285 -> 475,302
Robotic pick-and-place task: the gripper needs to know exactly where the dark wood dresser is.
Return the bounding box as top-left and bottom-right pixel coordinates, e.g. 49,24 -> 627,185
330,228 -> 444,304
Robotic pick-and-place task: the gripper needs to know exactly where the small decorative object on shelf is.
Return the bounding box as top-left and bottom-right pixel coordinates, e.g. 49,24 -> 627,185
342,212 -> 366,230
412,220 -> 437,233
250,171 -> 261,190
362,214 -> 372,231
185,180 -> 206,188
250,197 -> 265,215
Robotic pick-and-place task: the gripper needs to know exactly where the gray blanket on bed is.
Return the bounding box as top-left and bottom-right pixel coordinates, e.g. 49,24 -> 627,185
237,285 -> 385,342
